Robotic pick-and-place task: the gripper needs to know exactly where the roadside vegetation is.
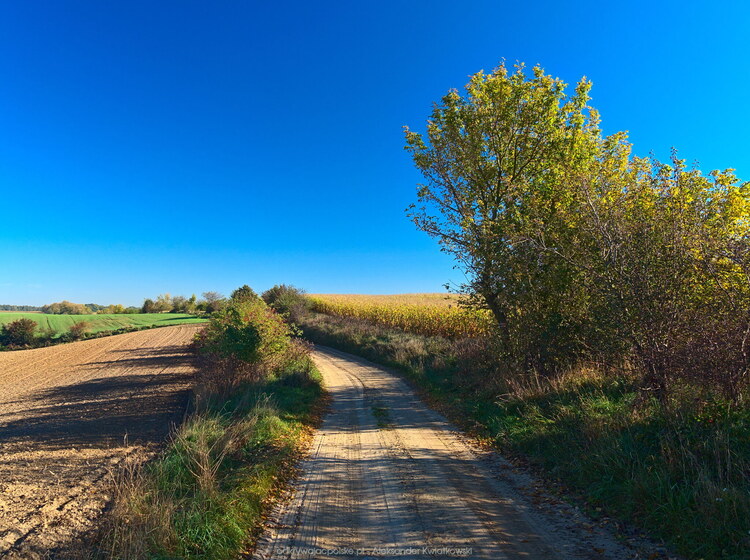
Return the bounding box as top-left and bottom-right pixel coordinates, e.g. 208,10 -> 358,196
92,287 -> 324,560
297,309 -> 750,559
290,61 -> 750,559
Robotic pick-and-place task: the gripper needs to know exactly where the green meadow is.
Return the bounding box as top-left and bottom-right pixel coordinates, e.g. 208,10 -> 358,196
0,312 -> 206,337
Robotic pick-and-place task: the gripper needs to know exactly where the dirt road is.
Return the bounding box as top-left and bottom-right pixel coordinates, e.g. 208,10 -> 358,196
255,346 -> 645,560
0,325 -> 201,558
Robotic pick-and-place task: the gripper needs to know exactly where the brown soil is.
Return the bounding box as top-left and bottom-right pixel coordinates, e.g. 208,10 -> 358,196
254,346 -> 662,560
0,325 -> 201,558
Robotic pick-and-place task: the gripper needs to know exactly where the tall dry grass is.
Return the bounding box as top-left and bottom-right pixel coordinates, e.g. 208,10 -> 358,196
297,310 -> 750,559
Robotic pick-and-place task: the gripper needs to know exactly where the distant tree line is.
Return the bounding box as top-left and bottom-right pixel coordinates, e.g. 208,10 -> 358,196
39,301 -> 120,314
141,293 -> 203,314
10,286 -> 265,319
41,301 -> 95,314
139,287 -> 258,314
97,304 -> 142,314
0,285 -> 300,350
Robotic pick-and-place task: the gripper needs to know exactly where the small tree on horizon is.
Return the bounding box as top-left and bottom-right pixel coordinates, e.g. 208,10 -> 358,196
202,291 -> 226,314
141,298 -> 156,313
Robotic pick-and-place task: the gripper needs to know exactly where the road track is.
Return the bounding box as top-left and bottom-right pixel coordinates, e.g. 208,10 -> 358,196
0,325 -> 201,558
255,346 -> 645,560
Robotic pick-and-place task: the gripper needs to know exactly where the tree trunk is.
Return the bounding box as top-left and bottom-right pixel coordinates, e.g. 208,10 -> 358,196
482,291 -> 511,353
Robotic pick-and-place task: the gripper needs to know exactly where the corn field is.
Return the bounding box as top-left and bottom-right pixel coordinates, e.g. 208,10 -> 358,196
308,294 -> 494,339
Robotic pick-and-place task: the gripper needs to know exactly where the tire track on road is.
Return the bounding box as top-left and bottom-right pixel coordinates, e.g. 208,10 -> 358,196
254,345 -> 647,560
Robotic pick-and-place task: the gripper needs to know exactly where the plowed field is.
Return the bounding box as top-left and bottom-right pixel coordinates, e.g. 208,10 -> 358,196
0,325 -> 202,558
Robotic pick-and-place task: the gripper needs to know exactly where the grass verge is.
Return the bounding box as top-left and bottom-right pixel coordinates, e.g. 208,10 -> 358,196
298,312 -> 750,560
92,354 -> 324,559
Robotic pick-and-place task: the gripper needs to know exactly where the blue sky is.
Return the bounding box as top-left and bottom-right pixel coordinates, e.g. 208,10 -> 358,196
1,1 -> 748,306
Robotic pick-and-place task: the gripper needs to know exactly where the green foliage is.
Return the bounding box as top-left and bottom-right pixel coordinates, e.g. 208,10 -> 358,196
142,294 -> 200,314
405,61 -> 604,374
230,284 -> 259,303
201,291 -> 227,314
261,284 -> 310,321
98,294 -> 324,560
0,318 -> 38,346
99,373 -> 323,560
299,312 -> 750,560
571,153 -> 750,401
198,299 -> 294,369
171,294 -> 198,314
406,61 -> 750,400
488,385 -> 750,559
0,304 -> 42,311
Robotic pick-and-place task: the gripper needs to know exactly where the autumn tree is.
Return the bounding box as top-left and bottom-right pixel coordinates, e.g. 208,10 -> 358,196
0,318 -> 38,346
404,62 -> 611,372
41,301 -> 89,314
406,60 -> 750,400
99,304 -> 126,314
574,152 -> 750,402
68,321 -> 89,340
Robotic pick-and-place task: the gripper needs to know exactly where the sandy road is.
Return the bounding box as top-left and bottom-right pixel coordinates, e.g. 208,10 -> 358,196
255,346 -> 644,560
0,324 -> 201,558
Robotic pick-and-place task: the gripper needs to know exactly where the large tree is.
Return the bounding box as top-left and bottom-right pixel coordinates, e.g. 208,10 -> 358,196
405,61 -> 750,398
404,62 -> 611,368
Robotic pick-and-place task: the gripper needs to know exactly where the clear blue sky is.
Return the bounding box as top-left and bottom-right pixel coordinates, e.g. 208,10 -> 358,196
1,1 -> 748,306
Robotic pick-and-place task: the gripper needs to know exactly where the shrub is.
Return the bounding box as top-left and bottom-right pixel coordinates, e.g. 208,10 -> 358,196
230,284 -> 259,303
261,284 -> 311,322
69,321 -> 89,340
0,318 -> 38,346
195,299 -> 296,384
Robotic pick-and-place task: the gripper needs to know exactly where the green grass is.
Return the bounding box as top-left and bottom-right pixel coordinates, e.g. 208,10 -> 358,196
298,311 -> 750,560
97,362 -> 324,560
0,312 -> 205,337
